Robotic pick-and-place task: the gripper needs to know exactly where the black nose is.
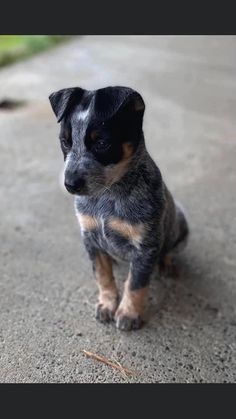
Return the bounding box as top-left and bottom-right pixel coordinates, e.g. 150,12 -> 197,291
64,177 -> 86,194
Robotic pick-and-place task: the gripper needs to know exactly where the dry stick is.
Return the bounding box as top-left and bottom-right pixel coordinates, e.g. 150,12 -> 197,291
111,358 -> 135,379
82,350 -> 136,376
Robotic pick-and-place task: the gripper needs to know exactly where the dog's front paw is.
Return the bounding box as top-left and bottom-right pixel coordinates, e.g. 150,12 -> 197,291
115,309 -> 144,331
95,303 -> 114,323
95,299 -> 118,323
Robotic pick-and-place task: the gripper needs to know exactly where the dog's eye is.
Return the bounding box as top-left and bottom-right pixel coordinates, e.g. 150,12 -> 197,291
94,140 -> 111,153
61,138 -> 71,150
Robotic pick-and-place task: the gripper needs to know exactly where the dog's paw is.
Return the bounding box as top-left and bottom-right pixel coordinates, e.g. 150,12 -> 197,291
95,302 -> 117,323
159,254 -> 181,278
115,310 -> 144,331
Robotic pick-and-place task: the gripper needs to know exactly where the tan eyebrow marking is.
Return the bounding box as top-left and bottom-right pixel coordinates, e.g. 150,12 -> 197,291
90,130 -> 97,141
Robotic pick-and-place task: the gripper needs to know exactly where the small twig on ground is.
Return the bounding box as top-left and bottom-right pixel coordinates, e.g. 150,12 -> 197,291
82,349 -> 136,376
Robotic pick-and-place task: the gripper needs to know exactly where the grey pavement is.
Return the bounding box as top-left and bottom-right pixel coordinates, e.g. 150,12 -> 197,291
0,36 -> 236,383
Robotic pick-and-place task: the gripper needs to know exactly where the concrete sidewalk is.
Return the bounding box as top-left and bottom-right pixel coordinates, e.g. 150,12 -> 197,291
0,36 -> 235,382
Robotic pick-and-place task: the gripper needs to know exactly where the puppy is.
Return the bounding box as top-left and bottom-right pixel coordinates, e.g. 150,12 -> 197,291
49,86 -> 189,331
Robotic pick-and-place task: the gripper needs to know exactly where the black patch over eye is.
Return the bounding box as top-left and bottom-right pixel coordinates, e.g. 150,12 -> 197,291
94,139 -> 111,153
59,119 -> 72,153
85,124 -> 123,166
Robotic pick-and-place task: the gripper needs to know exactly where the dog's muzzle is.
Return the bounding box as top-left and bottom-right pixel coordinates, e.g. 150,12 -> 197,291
64,173 -> 87,195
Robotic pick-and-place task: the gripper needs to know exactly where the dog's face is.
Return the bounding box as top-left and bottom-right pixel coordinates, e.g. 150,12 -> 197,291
49,86 -> 145,196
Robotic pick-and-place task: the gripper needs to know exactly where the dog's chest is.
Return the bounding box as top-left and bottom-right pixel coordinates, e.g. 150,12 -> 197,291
75,197 -> 145,260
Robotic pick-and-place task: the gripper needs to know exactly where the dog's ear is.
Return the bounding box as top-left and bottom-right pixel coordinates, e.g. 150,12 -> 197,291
94,86 -> 145,121
49,87 -> 84,122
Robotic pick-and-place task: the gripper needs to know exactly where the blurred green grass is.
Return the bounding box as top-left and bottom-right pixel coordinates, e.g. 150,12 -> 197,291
0,36 -> 71,67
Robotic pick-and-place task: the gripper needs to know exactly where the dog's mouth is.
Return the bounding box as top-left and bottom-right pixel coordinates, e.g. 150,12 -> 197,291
64,175 -> 108,197
65,186 -> 89,196
64,184 -> 88,196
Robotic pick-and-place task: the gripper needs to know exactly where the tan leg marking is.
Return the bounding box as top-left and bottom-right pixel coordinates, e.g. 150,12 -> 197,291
115,272 -> 148,330
95,252 -> 119,322
77,214 -> 99,232
108,218 -> 145,247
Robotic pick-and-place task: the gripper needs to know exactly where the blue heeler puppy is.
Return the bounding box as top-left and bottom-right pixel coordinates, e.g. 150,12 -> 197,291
49,86 -> 189,331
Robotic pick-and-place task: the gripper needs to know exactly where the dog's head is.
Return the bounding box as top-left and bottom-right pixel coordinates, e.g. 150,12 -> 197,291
49,86 -> 145,196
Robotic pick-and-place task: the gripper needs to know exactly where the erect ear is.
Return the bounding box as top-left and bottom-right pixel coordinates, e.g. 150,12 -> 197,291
48,87 -> 84,122
94,86 -> 145,121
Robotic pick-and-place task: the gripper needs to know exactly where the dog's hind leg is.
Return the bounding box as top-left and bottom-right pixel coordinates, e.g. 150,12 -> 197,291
159,201 -> 189,277
172,201 -> 189,253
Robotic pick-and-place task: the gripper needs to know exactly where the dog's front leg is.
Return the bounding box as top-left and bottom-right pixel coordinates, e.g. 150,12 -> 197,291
93,251 -> 119,323
115,248 -> 158,331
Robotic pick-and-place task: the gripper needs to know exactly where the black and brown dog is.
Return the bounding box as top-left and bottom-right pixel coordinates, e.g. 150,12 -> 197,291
49,86 -> 189,331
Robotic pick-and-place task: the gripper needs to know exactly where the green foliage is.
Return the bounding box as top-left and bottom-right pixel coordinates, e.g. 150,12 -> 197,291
0,36 -> 71,68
